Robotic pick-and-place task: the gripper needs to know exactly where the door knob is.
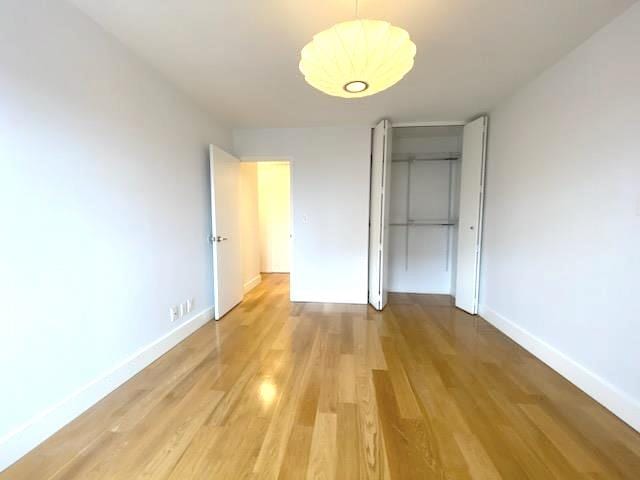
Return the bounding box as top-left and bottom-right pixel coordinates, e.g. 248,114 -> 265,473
215,236 -> 228,242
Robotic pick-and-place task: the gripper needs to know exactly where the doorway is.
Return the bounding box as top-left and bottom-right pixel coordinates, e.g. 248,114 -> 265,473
239,160 -> 292,296
388,125 -> 463,296
368,117 -> 487,314
257,162 -> 291,274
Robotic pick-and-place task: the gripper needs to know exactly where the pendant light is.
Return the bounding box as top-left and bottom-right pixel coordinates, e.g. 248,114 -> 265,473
299,0 -> 416,98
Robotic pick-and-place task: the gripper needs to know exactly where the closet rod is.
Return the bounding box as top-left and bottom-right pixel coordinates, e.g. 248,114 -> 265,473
390,222 -> 457,227
392,156 -> 459,163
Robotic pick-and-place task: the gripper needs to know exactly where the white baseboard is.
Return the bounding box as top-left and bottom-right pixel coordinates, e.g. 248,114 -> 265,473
243,274 -> 262,294
479,304 -> 640,433
0,306 -> 214,473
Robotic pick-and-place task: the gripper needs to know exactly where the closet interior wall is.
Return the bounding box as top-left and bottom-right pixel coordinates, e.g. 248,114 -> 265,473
388,126 -> 464,294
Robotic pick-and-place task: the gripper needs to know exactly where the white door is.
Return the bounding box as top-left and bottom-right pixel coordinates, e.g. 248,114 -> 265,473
368,119 -> 392,310
455,116 -> 488,314
209,145 -> 243,320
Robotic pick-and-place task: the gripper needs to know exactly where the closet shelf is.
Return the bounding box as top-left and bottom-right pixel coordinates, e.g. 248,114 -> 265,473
392,153 -> 460,163
391,220 -> 457,227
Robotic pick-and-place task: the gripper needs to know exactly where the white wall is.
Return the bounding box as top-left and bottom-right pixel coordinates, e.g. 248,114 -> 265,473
257,162 -> 291,273
482,3 -> 640,431
0,0 -> 230,469
239,163 -> 261,292
233,127 -> 371,304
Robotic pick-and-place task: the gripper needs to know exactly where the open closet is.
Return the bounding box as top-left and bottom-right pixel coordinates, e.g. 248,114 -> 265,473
368,117 -> 487,314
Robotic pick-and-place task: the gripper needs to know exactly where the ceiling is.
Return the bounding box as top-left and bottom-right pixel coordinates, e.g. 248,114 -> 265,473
69,0 -> 635,128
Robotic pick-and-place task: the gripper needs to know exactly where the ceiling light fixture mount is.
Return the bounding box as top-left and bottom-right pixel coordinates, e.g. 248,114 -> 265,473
299,0 -> 416,98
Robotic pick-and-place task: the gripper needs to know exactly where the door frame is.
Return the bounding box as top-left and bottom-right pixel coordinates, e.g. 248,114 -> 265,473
383,118 -> 487,313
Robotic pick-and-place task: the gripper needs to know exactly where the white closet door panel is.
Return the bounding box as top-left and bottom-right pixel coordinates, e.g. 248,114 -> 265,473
455,116 -> 487,314
387,226 -> 408,292
368,119 -> 392,310
408,161 -> 451,221
389,162 -> 408,223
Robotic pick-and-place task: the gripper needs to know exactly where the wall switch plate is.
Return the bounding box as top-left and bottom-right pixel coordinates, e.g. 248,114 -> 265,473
169,306 -> 179,322
179,303 -> 186,318
186,298 -> 193,313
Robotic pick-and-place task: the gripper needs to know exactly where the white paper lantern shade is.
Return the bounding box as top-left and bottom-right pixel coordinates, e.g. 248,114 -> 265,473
299,19 -> 417,98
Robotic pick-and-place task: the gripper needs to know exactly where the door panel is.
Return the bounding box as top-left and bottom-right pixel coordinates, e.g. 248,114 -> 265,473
209,145 -> 243,320
368,119 -> 392,310
455,116 -> 487,314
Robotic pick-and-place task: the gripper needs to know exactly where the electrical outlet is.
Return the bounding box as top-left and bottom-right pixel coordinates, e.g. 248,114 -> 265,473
179,303 -> 186,318
186,298 -> 193,313
169,306 -> 179,322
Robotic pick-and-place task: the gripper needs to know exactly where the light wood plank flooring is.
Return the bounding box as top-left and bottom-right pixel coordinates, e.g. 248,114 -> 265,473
3,274 -> 639,479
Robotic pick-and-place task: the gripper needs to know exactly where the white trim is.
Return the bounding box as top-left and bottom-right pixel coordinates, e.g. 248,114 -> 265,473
243,274 -> 262,294
391,121 -> 466,127
479,304 -> 640,433
0,306 -> 214,472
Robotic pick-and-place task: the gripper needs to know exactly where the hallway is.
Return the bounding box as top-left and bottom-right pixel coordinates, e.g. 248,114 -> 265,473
4,274 -> 639,479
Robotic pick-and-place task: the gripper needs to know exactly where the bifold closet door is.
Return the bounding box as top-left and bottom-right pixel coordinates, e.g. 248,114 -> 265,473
455,116 -> 487,314
368,119 -> 392,310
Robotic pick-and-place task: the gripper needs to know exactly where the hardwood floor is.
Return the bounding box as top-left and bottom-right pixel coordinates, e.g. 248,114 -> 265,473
3,273 -> 639,479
